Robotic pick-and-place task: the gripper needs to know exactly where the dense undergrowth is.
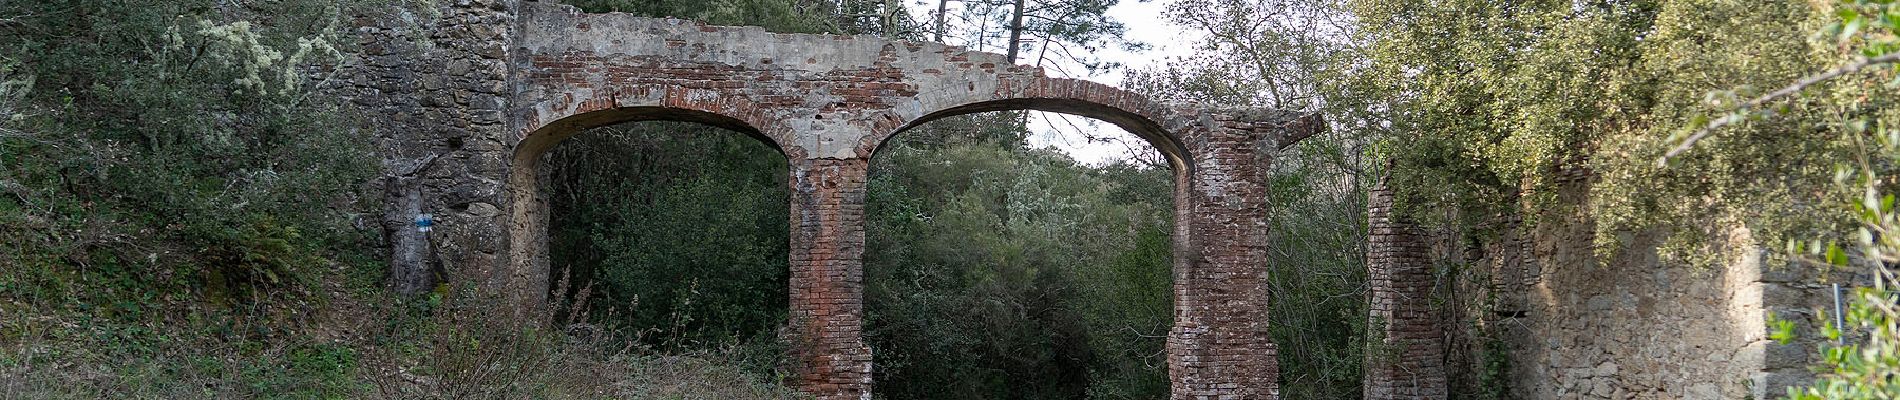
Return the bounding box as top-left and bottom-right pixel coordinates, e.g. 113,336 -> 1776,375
1352,0 -> 1900,397
0,0 -> 807,397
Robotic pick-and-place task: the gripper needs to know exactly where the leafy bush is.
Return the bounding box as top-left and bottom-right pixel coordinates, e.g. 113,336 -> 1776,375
862,114 -> 1174,399
0,0 -> 377,315
545,121 -> 793,350
1699,1 -> 1900,398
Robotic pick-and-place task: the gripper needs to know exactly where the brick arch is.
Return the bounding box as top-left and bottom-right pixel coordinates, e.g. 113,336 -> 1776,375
867,99 -> 1321,400
516,88 -> 794,159
517,104 -> 781,161
871,84 -> 1196,170
504,105 -> 787,307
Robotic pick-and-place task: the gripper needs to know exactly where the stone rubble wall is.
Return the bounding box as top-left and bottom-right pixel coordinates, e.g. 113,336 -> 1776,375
1456,167 -> 1838,399
1367,162 -> 1845,399
338,0 -> 518,298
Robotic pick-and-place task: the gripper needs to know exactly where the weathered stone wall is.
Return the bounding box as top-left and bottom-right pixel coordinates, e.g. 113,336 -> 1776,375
1440,168 -> 1842,399
340,0 -> 517,297
1363,178 -> 1447,399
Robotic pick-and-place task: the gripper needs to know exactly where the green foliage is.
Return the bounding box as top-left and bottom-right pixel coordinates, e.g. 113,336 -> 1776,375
1260,140 -> 1370,399
1126,1 -> 1375,396
1474,327 -> 1512,400
940,0 -> 1133,67
1784,284 -> 1900,399
1775,113 -> 1900,400
545,122 -> 792,349
535,1 -> 895,358
1347,2 -> 1897,397
1685,2 -> 1900,398
286,343 -> 360,389
1075,227 -> 1174,398
1126,0 -> 1352,110
0,4 -> 383,392
1824,0 -> 1900,59
0,0 -> 462,398
0,0 -> 377,315
0,288 -> 809,399
1776,7 -> 1900,388
1350,0 -> 1875,262
861,113 -> 1173,399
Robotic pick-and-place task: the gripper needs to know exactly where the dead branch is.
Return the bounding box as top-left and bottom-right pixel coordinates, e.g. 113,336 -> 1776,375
1661,52 -> 1900,164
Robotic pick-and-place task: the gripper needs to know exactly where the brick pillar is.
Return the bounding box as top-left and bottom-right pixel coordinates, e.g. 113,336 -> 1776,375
787,158 -> 873,400
1169,114 -> 1279,399
1363,177 -> 1447,399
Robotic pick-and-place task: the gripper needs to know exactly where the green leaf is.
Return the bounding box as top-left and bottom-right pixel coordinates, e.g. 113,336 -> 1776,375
1686,114 -> 1710,130
1841,10 -> 1865,43
1769,315 -> 1797,344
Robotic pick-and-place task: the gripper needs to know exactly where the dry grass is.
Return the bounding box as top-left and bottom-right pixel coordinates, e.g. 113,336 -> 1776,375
0,282 -> 809,400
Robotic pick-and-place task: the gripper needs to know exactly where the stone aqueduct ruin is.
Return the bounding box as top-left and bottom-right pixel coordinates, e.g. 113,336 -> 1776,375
352,1 -> 1829,399
513,5 -> 1321,398
359,1 -> 1316,398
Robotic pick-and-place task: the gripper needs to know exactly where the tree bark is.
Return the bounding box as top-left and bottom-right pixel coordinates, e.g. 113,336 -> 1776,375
1005,0 -> 1026,63
882,0 -> 899,36
933,0 -> 950,42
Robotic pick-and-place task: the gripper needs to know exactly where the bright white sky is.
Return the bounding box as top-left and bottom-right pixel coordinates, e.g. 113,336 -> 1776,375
902,0 -> 1198,165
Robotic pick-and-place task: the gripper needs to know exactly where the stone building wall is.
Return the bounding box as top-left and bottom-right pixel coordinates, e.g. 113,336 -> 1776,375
339,0 -> 518,297
1445,167 -> 1841,399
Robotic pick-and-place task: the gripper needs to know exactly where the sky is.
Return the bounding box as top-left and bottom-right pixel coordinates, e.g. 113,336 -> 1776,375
902,0 -> 1198,165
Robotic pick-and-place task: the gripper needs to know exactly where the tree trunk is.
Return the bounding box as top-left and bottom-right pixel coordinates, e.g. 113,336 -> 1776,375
1005,0 -> 1026,63
882,0 -> 899,36
933,0 -> 950,42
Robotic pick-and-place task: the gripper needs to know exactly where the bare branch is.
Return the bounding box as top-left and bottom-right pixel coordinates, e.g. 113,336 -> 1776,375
0,13 -> 32,26
1661,52 -> 1900,164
